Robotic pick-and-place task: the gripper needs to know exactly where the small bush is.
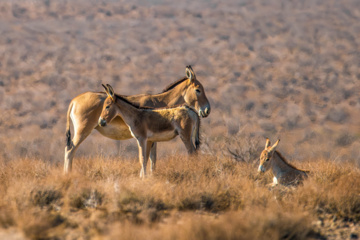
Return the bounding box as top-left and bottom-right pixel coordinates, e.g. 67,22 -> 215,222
69,188 -> 103,209
326,107 -> 349,123
30,189 -> 62,208
0,207 -> 15,228
22,214 -> 66,240
335,132 -> 355,147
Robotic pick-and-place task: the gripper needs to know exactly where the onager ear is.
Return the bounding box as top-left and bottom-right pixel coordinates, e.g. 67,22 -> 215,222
186,65 -> 196,82
265,138 -> 271,149
102,84 -> 108,93
105,84 -> 115,101
269,139 -> 280,153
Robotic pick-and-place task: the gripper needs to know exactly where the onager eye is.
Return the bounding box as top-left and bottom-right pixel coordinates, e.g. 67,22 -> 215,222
106,105 -> 110,109
195,89 -> 201,94
265,158 -> 270,162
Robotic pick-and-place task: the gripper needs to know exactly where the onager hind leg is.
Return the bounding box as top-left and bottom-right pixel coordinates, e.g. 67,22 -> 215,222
149,142 -> 157,173
64,123 -> 97,173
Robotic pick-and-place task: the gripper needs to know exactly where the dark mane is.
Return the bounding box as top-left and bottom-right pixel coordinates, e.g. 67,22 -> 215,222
114,94 -> 195,111
161,77 -> 188,93
99,91 -> 153,109
183,105 -> 199,116
115,94 -> 153,110
275,151 -> 305,171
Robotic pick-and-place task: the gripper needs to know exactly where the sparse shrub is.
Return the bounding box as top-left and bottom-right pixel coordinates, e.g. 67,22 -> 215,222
22,214 -> 66,240
259,121 -> 277,134
177,191 -> 237,212
160,209 -> 316,240
296,162 -> 360,221
30,188 -> 62,208
335,132 -> 355,147
118,190 -> 145,213
165,170 -> 191,184
256,103 -> 272,119
326,107 -> 349,123
245,100 -> 255,111
178,196 -> 200,211
0,207 -> 15,228
116,189 -> 170,225
280,103 -> 302,130
272,87 -> 287,99
70,188 -> 103,209
226,134 -> 261,163
199,191 -> 233,212
146,209 -> 162,223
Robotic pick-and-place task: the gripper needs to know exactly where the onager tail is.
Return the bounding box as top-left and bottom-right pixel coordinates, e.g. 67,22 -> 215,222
65,102 -> 73,148
194,114 -> 201,150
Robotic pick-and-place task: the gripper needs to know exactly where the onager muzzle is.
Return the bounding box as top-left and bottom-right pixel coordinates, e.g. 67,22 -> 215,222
200,105 -> 211,118
98,117 -> 107,127
258,165 -> 265,173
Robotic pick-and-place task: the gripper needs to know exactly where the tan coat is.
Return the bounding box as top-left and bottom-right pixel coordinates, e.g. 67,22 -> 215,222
258,139 -> 309,186
64,66 -> 210,173
99,84 -> 200,179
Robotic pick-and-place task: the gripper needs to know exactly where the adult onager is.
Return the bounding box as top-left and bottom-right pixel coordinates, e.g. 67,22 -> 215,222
257,139 -> 309,186
64,66 -> 210,173
99,84 -> 200,178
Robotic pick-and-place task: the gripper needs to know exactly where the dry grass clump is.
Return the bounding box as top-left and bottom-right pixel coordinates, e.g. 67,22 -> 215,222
0,206 -> 15,229
109,209 -> 314,240
0,154 -> 358,239
30,188 -> 62,208
21,213 -> 68,240
69,188 -> 103,210
293,160 -> 360,221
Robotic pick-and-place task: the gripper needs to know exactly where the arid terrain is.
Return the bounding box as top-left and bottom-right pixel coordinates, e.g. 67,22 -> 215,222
0,0 -> 359,239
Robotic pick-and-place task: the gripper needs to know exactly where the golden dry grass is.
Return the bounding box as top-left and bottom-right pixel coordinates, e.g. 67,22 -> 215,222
1,0 -> 360,239
0,152 -> 359,240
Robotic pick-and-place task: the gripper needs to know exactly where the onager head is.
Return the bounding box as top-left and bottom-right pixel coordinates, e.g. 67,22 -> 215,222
183,66 -> 211,118
98,84 -> 117,127
258,138 -> 280,173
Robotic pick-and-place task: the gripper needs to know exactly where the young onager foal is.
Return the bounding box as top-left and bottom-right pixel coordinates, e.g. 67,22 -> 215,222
64,66 -> 210,173
258,139 -> 309,186
99,84 -> 200,179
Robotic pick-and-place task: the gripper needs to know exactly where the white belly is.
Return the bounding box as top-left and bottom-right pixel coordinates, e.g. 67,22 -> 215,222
147,130 -> 177,142
96,124 -> 133,140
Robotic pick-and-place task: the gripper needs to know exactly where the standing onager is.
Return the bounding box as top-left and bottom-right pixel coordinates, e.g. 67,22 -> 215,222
64,66 -> 210,173
257,139 -> 309,186
99,84 -> 200,178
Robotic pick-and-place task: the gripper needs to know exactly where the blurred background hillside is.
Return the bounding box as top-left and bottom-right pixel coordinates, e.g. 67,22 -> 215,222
1,0 -> 360,165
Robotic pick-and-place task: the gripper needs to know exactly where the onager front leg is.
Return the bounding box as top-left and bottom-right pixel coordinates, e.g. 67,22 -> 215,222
272,176 -> 279,187
137,139 -> 152,179
179,134 -> 196,155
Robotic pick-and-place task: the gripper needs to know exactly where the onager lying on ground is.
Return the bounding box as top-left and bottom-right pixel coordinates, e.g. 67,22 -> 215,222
258,139 -> 309,186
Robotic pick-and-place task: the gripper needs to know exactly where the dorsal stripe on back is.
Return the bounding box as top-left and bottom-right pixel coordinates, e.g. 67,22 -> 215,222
114,94 -> 193,111
275,151 -> 303,171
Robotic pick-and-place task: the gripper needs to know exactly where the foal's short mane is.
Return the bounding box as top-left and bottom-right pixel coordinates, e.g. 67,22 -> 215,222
114,94 -> 153,109
161,77 -> 188,93
183,105 -> 200,118
275,151 -> 303,171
